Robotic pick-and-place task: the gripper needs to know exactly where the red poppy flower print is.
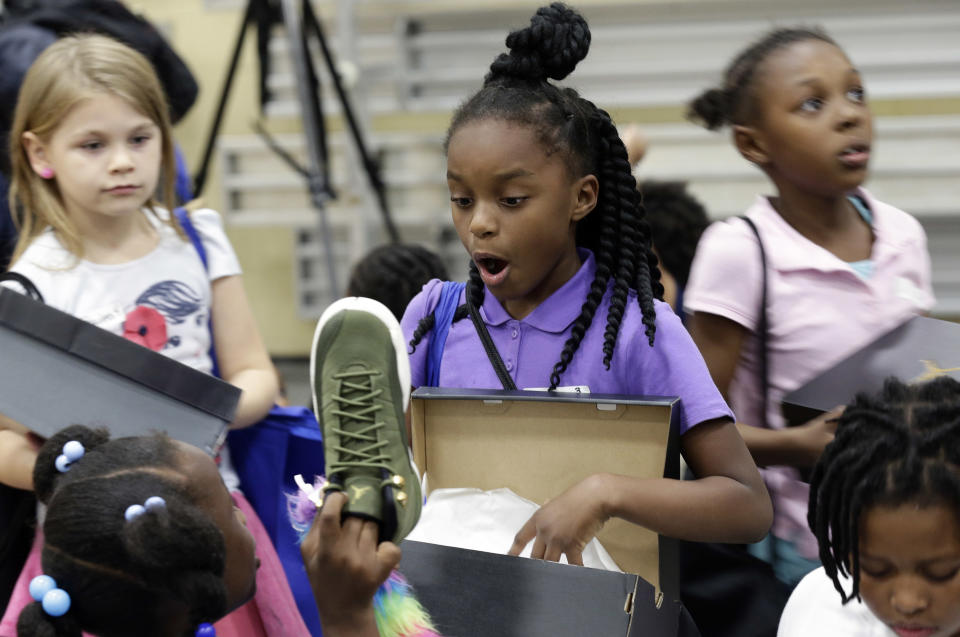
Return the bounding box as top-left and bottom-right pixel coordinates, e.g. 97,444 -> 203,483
123,306 -> 168,351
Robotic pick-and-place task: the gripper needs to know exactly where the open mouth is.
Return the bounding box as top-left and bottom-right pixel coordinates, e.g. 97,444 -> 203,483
840,142 -> 869,156
838,143 -> 870,167
474,254 -> 510,285
478,256 -> 508,275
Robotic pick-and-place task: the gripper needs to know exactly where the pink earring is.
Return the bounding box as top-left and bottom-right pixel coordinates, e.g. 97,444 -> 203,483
39,167 -> 54,179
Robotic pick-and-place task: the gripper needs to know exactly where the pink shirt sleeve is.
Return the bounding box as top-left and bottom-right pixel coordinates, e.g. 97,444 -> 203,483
683,218 -> 763,331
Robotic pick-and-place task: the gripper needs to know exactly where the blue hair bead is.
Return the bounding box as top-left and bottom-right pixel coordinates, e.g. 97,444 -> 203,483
29,575 -> 56,602
195,622 -> 216,636
124,504 -> 146,522
62,440 -> 84,462
55,454 -> 71,473
144,496 -> 166,511
41,588 -> 71,617
55,440 -> 85,473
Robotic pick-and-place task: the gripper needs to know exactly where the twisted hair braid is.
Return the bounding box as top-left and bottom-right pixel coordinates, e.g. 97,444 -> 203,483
808,377 -> 960,603
409,3 -> 661,390
688,27 -> 837,130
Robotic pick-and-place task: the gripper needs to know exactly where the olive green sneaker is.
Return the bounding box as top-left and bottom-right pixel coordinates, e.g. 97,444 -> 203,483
310,297 -> 421,544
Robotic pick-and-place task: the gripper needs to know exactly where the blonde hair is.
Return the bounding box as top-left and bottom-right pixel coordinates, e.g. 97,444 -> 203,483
8,34 -> 182,264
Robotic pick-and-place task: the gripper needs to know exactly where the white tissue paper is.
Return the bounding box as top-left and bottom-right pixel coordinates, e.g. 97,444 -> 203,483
406,487 -> 622,572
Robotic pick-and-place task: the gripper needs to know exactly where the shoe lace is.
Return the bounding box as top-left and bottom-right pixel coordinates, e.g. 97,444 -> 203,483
327,369 -> 393,485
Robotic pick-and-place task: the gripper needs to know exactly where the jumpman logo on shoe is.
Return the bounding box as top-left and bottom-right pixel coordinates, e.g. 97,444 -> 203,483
349,484 -> 373,501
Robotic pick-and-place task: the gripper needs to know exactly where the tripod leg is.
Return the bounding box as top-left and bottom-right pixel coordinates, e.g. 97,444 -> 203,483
303,0 -> 400,244
281,0 -> 340,298
193,0 -> 256,197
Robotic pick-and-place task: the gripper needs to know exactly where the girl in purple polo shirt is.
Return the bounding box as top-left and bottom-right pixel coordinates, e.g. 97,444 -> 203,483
401,3 -> 772,566
684,28 -> 934,587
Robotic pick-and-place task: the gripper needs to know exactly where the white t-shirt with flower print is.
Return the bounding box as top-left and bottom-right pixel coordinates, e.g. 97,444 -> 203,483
6,207 -> 241,373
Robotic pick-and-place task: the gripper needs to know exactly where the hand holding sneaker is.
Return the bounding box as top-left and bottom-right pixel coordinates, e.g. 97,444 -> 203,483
301,491 -> 400,637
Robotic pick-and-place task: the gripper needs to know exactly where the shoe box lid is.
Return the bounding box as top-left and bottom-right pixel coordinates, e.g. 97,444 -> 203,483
409,387 -> 681,631
782,315 -> 960,427
399,538 -> 689,637
0,288 -> 238,455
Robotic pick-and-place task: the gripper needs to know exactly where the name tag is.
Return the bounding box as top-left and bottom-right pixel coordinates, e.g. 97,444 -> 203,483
524,385 -> 591,394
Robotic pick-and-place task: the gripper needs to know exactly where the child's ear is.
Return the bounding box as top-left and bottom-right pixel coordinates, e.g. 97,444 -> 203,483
733,125 -> 769,166
572,174 -> 599,222
21,132 -> 51,178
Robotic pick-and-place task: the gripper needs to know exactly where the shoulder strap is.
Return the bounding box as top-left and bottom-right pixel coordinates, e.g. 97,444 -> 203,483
173,207 -> 221,378
0,272 -> 44,304
174,207 -> 208,268
466,292 -> 517,391
426,281 -> 466,387
739,216 -> 769,429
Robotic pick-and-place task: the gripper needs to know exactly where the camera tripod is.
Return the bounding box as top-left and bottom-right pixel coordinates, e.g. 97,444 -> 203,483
193,0 -> 399,297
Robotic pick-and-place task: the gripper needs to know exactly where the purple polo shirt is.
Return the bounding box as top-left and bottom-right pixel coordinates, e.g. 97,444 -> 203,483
401,249 -> 733,435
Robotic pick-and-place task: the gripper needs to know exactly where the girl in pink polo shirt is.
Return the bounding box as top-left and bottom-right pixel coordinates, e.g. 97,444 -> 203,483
684,28 -> 935,587
402,3 -> 772,566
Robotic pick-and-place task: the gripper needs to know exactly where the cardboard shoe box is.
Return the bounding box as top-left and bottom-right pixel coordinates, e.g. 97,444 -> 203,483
0,288 -> 238,454
782,316 -> 960,427
404,387 -> 686,637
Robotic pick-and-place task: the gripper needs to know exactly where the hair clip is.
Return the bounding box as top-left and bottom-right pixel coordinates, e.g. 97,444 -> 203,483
195,622 -> 216,636
29,575 -> 71,617
124,496 -> 167,522
55,440 -> 85,473
294,474 -> 324,508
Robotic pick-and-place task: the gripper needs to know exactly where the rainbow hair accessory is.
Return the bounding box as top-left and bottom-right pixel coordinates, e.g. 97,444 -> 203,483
287,475 -> 442,637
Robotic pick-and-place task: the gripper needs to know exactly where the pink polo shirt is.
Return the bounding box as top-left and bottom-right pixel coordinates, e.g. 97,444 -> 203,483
684,189 -> 934,558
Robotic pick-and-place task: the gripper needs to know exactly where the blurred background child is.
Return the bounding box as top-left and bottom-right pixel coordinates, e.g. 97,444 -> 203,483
684,26 -> 934,588
780,377 -> 960,637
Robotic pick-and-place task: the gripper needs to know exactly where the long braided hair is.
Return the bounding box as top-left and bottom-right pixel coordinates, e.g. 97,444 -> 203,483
409,2 -> 662,391
17,426 -> 230,637
808,377 -> 960,604
687,27 -> 837,130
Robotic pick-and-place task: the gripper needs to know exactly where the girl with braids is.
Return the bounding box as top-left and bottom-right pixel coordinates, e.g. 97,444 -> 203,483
779,377 -> 960,637
684,27 -> 934,586
400,2 -> 771,565
13,425 -> 259,636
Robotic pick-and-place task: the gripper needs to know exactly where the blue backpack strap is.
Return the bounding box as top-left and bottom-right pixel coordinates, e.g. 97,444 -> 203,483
174,207 -> 220,378
426,281 -> 465,387
174,207 -> 208,268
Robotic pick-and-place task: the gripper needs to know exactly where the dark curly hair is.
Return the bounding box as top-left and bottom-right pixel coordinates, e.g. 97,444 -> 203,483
347,243 -> 449,320
17,426 -> 229,637
687,27 -> 837,130
639,181 -> 709,289
409,2 -> 663,390
808,377 -> 960,604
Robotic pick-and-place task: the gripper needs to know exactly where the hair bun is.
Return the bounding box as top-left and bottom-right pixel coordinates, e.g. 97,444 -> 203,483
687,87 -> 729,131
487,2 -> 591,83
33,425 -> 110,504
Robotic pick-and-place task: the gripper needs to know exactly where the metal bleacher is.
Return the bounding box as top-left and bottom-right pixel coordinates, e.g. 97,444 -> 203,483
217,0 -> 960,317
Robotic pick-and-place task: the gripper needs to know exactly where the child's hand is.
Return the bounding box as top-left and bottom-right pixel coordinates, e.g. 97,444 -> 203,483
301,491 -> 401,636
792,406 -> 844,468
507,474 -> 611,566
